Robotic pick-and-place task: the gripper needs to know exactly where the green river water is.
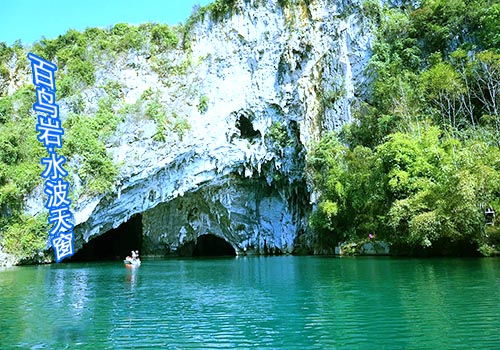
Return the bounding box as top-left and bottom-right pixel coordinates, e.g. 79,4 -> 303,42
0,256 -> 499,349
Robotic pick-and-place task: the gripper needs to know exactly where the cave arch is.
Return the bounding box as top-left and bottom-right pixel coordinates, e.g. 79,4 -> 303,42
178,234 -> 236,257
231,110 -> 260,140
236,115 -> 260,139
71,214 -> 143,261
193,234 -> 236,257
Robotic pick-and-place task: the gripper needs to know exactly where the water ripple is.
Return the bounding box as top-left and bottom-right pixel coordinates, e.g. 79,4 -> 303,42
1,257 -> 500,349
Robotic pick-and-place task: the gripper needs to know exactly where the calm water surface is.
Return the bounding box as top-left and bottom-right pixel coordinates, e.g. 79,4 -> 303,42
1,256 -> 500,349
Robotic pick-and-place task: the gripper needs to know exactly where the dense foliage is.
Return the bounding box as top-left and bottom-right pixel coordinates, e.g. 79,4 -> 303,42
0,83 -> 47,257
309,0 -> 500,256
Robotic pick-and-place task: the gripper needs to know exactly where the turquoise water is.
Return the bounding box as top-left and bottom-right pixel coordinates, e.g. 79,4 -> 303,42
1,256 -> 500,349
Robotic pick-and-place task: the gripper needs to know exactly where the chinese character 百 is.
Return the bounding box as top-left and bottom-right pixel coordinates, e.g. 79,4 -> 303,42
27,53 -> 57,92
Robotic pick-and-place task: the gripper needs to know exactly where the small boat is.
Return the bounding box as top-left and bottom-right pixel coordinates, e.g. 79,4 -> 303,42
124,250 -> 141,268
124,258 -> 141,267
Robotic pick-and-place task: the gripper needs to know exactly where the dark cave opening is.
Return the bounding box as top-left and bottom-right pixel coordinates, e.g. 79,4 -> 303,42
179,234 -> 236,257
71,214 -> 143,261
236,115 -> 261,139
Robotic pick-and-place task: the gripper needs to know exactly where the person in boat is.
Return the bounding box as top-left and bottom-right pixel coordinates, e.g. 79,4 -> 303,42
125,250 -> 140,263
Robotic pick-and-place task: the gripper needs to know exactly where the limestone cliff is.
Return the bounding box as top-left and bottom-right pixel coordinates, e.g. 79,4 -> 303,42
18,0 -> 377,260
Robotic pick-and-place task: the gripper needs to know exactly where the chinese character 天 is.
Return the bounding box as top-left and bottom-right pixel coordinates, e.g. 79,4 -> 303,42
28,52 -> 74,262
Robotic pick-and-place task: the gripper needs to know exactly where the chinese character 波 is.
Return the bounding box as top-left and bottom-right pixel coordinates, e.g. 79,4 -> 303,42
44,179 -> 71,209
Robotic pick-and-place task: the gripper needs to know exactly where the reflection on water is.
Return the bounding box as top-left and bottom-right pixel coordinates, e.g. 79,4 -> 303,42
125,266 -> 139,289
0,257 -> 500,349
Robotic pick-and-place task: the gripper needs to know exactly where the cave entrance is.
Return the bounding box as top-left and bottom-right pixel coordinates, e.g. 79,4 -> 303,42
71,214 -> 143,261
236,114 -> 260,140
194,234 -> 236,257
179,234 -> 236,257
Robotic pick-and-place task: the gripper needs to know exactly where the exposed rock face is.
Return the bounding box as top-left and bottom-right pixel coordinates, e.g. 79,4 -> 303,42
141,174 -> 308,255
25,0 -> 376,258
0,249 -> 18,268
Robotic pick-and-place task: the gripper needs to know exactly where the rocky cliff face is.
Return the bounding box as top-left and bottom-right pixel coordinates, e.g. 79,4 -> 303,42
22,0 -> 376,259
